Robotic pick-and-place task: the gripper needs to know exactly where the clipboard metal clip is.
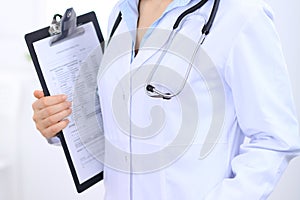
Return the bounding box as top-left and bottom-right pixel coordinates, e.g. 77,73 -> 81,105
49,14 -> 62,35
49,8 -> 85,46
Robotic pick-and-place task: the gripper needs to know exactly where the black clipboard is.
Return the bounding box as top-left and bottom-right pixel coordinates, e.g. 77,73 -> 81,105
25,8 -> 104,193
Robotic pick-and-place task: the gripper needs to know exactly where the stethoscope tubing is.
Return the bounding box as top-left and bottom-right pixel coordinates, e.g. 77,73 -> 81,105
146,0 -> 220,99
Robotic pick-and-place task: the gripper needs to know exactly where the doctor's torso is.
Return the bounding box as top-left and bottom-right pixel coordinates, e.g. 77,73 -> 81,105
95,0 -> 299,199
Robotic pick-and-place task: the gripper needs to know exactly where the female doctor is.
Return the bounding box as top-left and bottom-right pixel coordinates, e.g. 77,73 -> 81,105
32,0 -> 300,199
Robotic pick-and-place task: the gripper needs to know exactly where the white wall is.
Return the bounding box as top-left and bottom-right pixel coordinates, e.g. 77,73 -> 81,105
0,1 -> 117,199
0,0 -> 299,200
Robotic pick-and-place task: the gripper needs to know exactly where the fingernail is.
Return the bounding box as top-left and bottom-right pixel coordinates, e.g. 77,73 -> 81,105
62,95 -> 67,100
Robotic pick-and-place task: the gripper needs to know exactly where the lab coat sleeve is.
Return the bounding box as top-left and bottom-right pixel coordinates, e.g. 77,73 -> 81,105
47,136 -> 61,146
204,5 -> 300,200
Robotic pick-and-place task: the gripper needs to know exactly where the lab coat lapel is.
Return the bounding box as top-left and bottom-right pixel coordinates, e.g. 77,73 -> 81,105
103,20 -> 133,79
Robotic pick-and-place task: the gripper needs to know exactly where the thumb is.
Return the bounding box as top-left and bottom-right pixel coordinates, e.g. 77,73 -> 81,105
33,90 -> 44,99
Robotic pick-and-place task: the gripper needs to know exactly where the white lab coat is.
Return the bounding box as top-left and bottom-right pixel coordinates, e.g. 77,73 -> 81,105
97,0 -> 300,199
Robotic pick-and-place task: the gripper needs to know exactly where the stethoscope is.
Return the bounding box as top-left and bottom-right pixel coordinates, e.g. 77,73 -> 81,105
109,0 -> 220,100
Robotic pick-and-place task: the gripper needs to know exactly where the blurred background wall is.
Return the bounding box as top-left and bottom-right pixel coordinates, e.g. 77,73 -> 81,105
0,0 -> 299,200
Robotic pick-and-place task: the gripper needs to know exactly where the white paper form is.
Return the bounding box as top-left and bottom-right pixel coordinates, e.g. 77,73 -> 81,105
33,22 -> 104,184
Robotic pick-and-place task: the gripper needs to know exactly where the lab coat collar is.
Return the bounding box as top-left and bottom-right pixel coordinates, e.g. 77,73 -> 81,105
119,0 -> 139,33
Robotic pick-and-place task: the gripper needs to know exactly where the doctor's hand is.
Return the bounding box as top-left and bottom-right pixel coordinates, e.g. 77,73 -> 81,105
32,90 -> 72,139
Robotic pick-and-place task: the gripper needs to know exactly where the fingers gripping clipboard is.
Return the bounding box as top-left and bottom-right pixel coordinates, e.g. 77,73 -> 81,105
25,8 -> 104,193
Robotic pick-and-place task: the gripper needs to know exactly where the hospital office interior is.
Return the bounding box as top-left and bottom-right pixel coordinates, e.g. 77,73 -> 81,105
0,0 -> 299,199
